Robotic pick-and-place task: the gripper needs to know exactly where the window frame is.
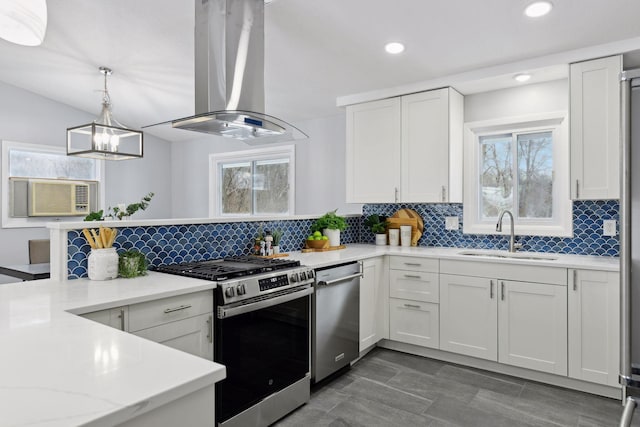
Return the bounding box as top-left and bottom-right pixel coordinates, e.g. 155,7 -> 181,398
208,145 -> 295,218
1,140 -> 105,229
463,112 -> 572,237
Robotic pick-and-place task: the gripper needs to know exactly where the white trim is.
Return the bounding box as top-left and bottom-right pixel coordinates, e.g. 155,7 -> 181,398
463,112 -> 572,237
1,140 -> 105,229
208,145 -> 296,218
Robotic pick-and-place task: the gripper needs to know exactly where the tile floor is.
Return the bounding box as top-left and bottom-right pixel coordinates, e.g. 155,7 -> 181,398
275,348 -> 638,427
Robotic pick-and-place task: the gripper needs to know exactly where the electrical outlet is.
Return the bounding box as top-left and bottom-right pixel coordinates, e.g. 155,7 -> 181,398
445,216 -> 459,230
603,220 -> 617,236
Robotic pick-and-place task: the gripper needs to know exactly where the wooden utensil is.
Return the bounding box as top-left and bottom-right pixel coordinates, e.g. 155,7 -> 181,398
390,209 -> 424,246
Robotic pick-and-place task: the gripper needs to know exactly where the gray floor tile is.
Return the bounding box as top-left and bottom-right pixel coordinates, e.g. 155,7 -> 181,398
329,394 -> 433,427
339,376 -> 433,415
387,369 -> 479,404
425,395 -> 539,427
371,347 -> 446,375
436,364 -> 525,397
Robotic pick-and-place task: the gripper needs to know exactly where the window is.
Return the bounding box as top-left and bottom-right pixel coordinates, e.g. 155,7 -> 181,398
209,145 -> 295,217
463,113 -> 571,237
1,140 -> 105,228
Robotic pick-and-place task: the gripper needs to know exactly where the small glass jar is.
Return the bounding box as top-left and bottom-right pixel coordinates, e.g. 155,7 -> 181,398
88,248 -> 119,281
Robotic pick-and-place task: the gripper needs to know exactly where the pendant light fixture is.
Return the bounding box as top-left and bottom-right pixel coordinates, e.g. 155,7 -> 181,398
67,67 -> 143,160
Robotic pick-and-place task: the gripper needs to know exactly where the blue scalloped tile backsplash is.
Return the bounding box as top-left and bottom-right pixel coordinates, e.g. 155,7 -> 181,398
67,200 -> 618,279
361,200 -> 619,257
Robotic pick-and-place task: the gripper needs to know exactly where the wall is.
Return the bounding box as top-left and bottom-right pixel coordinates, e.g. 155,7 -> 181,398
170,113 -> 361,218
0,82 -> 172,283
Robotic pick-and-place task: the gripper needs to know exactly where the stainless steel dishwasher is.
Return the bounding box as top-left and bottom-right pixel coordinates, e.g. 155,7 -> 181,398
312,261 -> 362,383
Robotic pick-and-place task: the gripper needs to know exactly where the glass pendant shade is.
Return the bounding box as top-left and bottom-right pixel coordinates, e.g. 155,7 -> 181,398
0,0 -> 47,46
67,67 -> 143,160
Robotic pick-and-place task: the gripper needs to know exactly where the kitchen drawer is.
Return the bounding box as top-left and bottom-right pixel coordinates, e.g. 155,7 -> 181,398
390,270 -> 439,303
128,290 -> 214,333
389,256 -> 438,273
389,297 -> 439,349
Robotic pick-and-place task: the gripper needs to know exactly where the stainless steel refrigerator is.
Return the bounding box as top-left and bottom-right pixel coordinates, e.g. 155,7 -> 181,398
619,68 -> 640,425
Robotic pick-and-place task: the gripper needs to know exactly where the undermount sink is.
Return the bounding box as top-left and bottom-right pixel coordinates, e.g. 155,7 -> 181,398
458,250 -> 558,261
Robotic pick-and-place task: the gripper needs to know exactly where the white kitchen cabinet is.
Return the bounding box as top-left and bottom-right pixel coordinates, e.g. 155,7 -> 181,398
359,257 -> 389,352
439,274 -> 497,360
388,256 -> 440,349
389,297 -> 439,348
345,88 -> 463,203
81,290 -> 215,361
439,260 -> 568,376
346,98 -> 401,203
82,306 -> 128,331
568,269 -> 620,387
498,280 -> 567,375
570,55 -> 622,200
401,88 -> 463,203
133,313 -> 214,360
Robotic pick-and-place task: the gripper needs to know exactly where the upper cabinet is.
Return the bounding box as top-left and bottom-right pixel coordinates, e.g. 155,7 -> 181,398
346,87 -> 463,204
570,55 -> 622,200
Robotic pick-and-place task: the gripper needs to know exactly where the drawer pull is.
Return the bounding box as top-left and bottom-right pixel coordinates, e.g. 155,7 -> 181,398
164,304 -> 192,314
404,274 -> 421,279
490,280 -> 494,299
119,307 -> 125,331
501,282 -> 505,301
573,270 -> 578,291
404,263 -> 422,267
403,303 -> 421,309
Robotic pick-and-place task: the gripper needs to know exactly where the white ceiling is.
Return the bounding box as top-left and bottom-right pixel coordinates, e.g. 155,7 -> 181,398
2,0 -> 640,141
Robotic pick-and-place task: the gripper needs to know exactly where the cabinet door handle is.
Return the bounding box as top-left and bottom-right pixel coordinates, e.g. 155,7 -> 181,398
501,281 -> 505,301
403,303 -> 421,309
490,280 -> 494,299
404,274 -> 421,279
395,187 -> 399,202
119,307 -> 125,331
206,315 -> 213,344
441,186 -> 446,202
575,180 -> 580,198
404,262 -> 421,267
573,270 -> 578,291
164,304 -> 192,314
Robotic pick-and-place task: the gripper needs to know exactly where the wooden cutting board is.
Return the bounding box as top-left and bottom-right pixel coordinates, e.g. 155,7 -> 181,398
390,208 -> 424,246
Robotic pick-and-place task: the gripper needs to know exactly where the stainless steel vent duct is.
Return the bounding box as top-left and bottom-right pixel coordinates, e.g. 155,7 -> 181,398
146,0 -> 307,143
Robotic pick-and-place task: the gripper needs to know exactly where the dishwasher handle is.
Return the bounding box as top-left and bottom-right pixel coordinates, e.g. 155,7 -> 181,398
317,272 -> 363,287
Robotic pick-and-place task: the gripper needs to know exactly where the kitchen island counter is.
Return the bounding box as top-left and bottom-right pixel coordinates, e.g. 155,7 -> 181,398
0,272 -> 224,427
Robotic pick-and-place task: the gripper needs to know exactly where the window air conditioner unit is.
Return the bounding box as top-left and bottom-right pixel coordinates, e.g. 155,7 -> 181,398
9,178 -> 98,217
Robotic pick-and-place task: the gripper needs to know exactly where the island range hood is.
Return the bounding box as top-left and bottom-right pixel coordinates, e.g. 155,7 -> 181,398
146,0 -> 307,143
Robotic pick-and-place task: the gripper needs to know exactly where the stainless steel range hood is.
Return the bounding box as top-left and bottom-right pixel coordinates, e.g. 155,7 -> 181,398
146,0 -> 307,143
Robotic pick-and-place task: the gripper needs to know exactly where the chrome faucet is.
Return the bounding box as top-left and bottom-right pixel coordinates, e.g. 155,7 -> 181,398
496,210 -> 521,252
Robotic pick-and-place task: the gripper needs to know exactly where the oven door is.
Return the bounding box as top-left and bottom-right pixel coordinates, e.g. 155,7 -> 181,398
215,286 -> 312,424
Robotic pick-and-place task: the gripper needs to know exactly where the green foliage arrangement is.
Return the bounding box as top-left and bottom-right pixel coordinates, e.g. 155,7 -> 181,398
111,192 -> 155,220
272,229 -> 283,246
84,210 -> 104,221
364,214 -> 389,234
118,250 -> 148,278
311,209 -> 348,232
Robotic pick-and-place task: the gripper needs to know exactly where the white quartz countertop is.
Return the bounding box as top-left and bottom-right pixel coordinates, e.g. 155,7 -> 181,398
285,244 -> 620,272
0,272 -> 225,427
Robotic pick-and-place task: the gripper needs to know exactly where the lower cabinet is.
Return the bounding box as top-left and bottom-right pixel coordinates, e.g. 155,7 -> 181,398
81,290 -> 214,361
359,257 -> 389,351
568,269 -> 620,387
389,298 -> 439,348
133,313 -> 214,360
439,273 -> 567,375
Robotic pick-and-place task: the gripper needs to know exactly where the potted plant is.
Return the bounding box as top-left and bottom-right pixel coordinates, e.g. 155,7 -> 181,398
364,214 -> 389,245
118,250 -> 148,278
311,209 -> 347,247
272,229 -> 283,254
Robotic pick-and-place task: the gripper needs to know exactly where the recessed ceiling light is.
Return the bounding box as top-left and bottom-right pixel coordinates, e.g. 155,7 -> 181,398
524,1 -> 553,18
514,73 -> 532,83
385,42 -> 405,54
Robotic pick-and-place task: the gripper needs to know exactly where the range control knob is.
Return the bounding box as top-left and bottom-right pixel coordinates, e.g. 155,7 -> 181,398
307,270 -> 315,279
290,272 -> 299,283
236,283 -> 246,295
299,271 -> 307,281
225,287 -> 235,298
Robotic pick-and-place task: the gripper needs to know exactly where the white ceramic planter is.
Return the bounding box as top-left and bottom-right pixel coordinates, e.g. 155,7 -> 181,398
323,228 -> 341,247
375,233 -> 387,245
88,248 -> 119,281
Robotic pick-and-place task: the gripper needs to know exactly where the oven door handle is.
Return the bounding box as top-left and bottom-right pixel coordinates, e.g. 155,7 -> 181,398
217,287 -> 314,319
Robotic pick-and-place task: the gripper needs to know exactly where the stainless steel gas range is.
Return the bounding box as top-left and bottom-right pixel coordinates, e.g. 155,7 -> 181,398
156,256 -> 315,427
